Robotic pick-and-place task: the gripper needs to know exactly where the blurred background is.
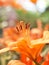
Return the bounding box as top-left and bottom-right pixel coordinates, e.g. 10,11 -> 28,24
0,0 -> 49,29
0,0 -> 49,65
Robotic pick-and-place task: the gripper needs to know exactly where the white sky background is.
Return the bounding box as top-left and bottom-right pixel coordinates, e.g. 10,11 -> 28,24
16,0 -> 49,13
16,0 -> 37,12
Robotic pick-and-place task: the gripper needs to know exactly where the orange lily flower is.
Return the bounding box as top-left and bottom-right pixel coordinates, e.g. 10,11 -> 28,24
1,21 -> 49,65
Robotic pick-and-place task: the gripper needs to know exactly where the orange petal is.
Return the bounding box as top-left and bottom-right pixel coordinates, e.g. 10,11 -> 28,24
31,44 -> 44,59
30,0 -> 37,4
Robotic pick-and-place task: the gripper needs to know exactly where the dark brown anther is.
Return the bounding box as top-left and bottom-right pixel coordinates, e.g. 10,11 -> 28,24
16,27 -> 19,32
26,23 -> 30,29
20,25 -> 22,30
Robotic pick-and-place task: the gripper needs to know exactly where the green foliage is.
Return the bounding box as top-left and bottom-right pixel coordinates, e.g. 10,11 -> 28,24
16,10 -> 49,27
40,11 -> 49,23
16,10 -> 39,27
0,51 -> 20,65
